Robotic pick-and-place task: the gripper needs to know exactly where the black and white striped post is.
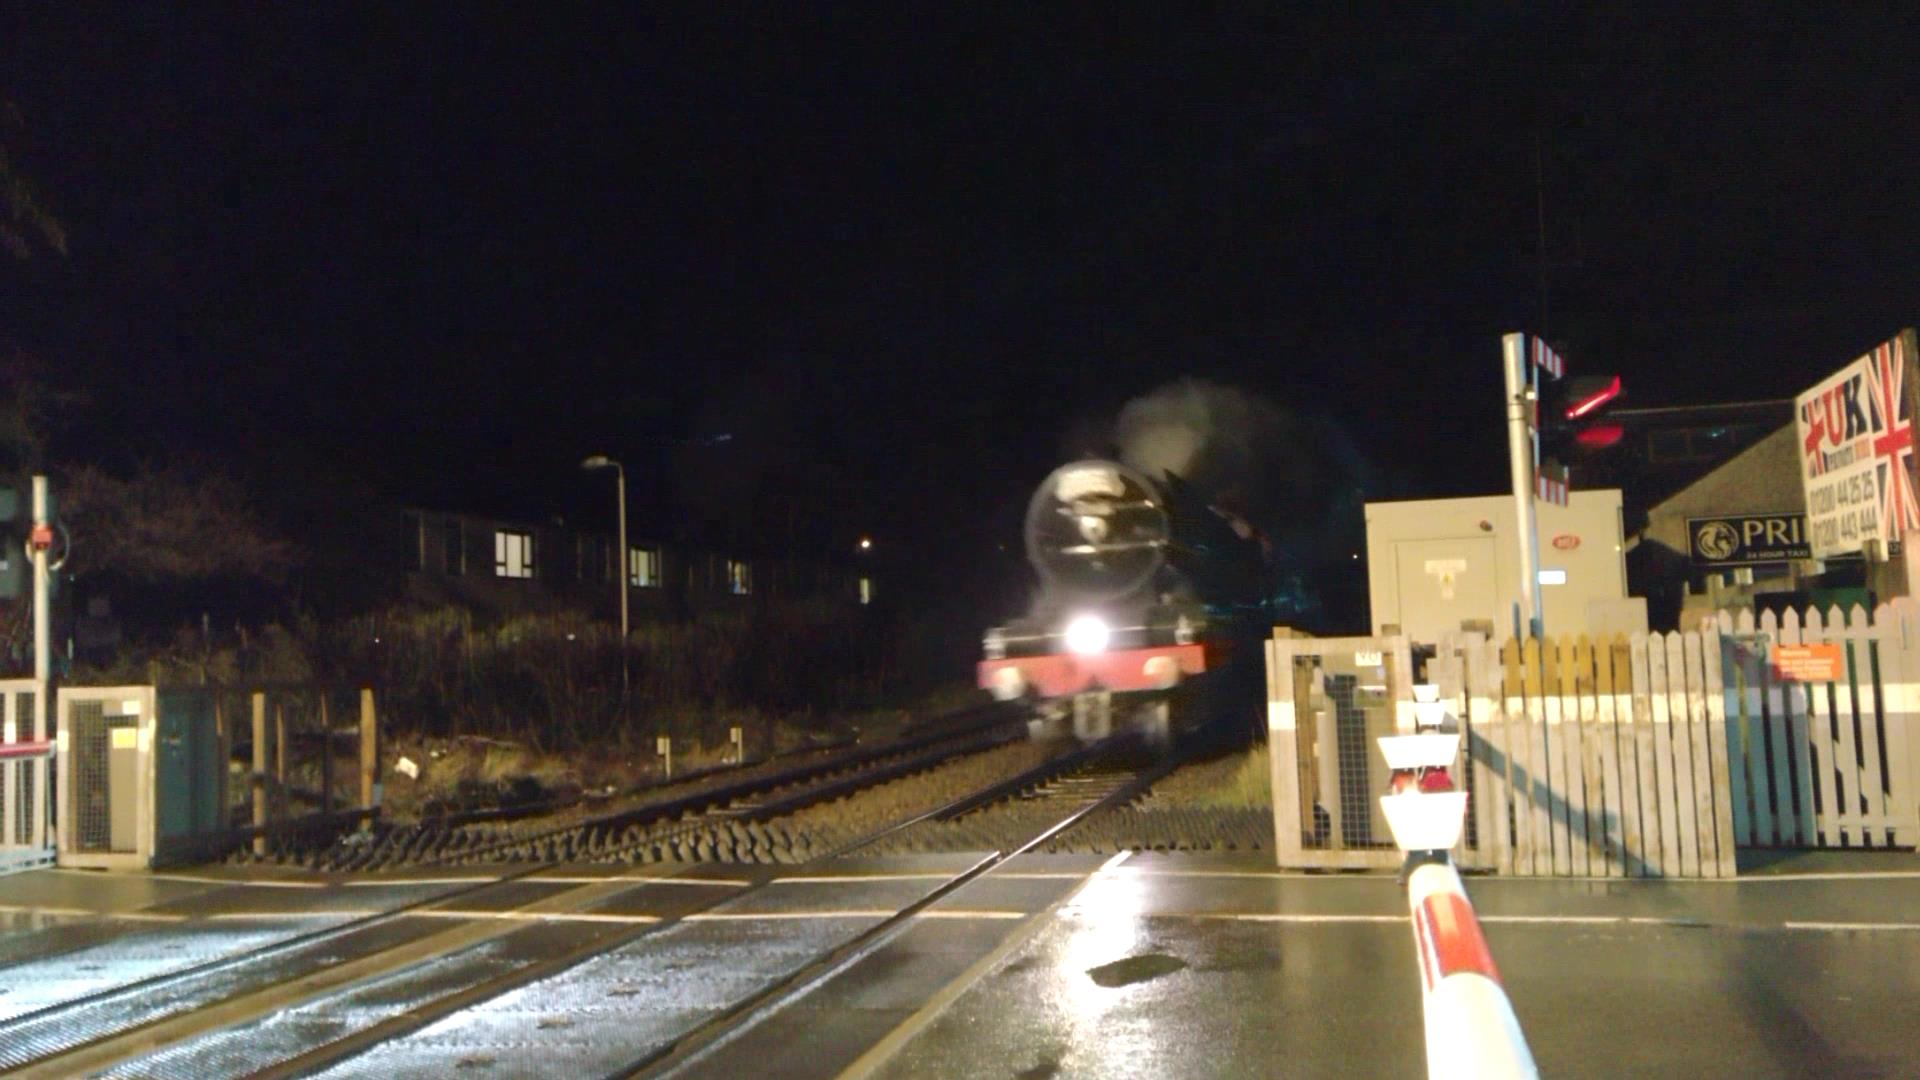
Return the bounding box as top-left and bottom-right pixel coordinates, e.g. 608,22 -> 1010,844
1380,684 -> 1538,1080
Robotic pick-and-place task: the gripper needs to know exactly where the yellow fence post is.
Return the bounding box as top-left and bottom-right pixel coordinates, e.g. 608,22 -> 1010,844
251,690 -> 267,857
274,697 -> 288,821
359,688 -> 377,831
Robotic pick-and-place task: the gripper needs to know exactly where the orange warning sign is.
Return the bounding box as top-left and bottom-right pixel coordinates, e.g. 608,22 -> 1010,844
1771,643 -> 1842,682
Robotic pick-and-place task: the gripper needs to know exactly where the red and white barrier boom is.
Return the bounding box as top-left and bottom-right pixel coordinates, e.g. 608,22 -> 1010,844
0,740 -> 52,761
1379,686 -> 1538,1080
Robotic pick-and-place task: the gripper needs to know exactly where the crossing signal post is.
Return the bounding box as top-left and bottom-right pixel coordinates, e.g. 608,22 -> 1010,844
0,477 -> 60,765
1503,333 -> 1552,639
1502,334 -> 1624,639
30,476 -> 53,695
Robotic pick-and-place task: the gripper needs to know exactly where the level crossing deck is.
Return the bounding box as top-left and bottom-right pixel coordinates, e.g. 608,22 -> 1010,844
1,851 -> 1917,1077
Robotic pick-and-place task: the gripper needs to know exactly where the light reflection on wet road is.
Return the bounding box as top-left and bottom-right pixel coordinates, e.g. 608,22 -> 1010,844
4,856 -> 1920,1078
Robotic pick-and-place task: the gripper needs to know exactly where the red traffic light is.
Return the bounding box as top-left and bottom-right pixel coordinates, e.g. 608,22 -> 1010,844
1564,374 -> 1622,420
1575,422 -> 1625,449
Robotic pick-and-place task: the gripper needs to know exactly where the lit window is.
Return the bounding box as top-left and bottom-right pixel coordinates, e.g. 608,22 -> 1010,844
494,530 -> 534,579
727,559 -> 752,595
859,576 -> 872,605
630,547 -> 661,587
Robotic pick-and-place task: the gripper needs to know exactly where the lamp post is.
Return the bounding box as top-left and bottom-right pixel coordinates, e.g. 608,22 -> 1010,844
581,455 -> 629,701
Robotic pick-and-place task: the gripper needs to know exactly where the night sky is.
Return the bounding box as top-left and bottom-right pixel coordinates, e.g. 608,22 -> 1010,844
5,10 -> 1919,620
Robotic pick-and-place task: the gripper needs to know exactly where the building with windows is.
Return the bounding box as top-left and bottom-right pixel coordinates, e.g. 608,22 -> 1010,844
1630,419 -> 1896,629
398,509 -> 868,623
1566,399 -> 1794,538
1422,397 -> 1843,632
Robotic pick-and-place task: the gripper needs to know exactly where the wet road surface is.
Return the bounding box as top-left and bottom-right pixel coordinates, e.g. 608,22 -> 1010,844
3,854 -> 1920,1077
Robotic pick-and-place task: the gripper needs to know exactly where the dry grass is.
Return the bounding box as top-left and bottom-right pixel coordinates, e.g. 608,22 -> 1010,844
374,705 -> 883,822
379,732 -> 656,822
1144,744 -> 1273,810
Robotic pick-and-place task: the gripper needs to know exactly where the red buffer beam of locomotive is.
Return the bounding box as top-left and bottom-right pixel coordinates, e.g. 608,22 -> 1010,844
979,644 -> 1205,700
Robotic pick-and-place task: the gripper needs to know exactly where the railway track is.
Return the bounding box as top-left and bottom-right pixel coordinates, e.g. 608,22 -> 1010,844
626,738 -> 1195,1080
260,704 -> 1023,872
0,714 -> 1194,1078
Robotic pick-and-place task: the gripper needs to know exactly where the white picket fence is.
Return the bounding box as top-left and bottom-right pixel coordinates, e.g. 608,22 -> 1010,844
1267,606 -> 1920,878
1434,631 -> 1739,878
1713,603 -> 1920,850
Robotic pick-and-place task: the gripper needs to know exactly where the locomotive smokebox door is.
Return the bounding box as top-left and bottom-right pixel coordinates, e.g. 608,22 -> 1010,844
1025,461 -> 1170,603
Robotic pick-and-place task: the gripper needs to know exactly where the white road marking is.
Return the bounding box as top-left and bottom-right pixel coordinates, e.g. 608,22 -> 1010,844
205,908 -> 664,925
531,874 -> 751,886
1703,871 -> 1920,883
768,871 -> 1088,883
1099,867 -> 1920,885
1153,912 -> 1920,932
1783,921 -> 1920,932
0,903 -> 186,921
992,872 -> 1097,880
336,873 -> 751,887
1181,912 -> 1404,923
416,909 -> 661,925
187,905 -> 1038,925
684,910 -> 897,921
1110,869 -> 1304,879
136,872 -> 330,889
1481,915 -> 1632,925
771,873 -> 954,884
1459,870 -> 1920,885
207,911 -> 380,920
342,876 -> 500,887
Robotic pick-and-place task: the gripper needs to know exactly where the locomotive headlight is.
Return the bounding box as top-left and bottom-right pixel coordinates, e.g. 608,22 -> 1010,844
1064,614 -> 1110,656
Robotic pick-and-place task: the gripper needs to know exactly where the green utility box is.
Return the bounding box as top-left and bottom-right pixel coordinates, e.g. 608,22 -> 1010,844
58,686 -> 227,870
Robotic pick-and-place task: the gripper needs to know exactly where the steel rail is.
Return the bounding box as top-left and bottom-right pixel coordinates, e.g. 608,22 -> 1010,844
415,700 -> 1014,831
232,735 -> 1145,1080
334,704 -> 1018,870
0,711 -> 1025,1075
408,720 -> 1026,868
615,736 -> 1198,1080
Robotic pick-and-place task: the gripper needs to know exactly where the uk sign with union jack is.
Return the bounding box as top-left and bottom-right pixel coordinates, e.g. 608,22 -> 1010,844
1794,328 -> 1920,558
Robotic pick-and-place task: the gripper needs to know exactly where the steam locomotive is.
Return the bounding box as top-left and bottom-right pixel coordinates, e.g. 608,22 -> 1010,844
978,459 -> 1270,738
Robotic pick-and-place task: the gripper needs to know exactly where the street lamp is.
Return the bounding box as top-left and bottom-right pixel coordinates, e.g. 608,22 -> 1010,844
581,454 -> 629,701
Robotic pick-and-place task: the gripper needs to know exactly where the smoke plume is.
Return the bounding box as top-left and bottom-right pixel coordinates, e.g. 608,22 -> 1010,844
1106,378 -> 1376,568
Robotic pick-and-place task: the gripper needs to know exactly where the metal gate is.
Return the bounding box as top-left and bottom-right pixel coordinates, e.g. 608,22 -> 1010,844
58,686 -> 155,869
0,678 -> 53,874
1266,633 -> 1418,870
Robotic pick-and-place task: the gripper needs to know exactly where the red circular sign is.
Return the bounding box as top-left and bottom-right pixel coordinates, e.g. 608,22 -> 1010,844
1551,533 -> 1581,551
